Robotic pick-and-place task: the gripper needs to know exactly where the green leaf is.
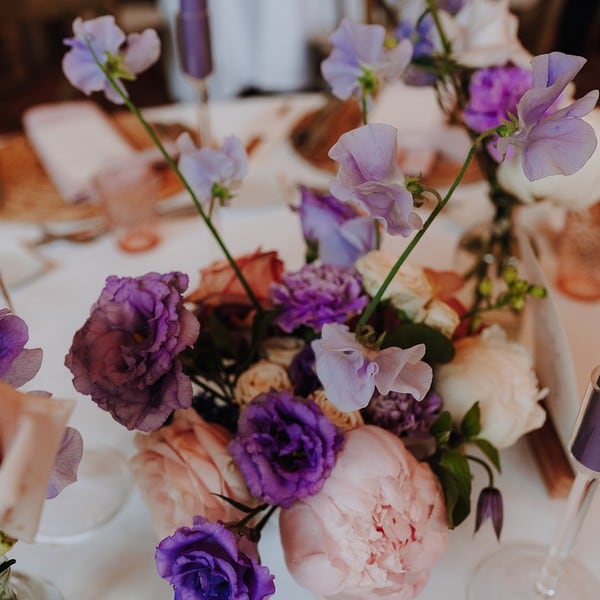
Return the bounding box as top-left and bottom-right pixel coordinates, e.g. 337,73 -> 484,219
433,466 -> 459,528
429,411 -> 452,446
460,402 -> 481,440
438,448 -> 472,527
208,313 -> 238,355
472,438 -> 502,473
212,494 -> 258,513
382,323 -> 455,363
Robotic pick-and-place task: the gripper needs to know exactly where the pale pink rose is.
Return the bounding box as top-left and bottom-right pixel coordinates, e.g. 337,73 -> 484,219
0,382 -> 75,541
131,409 -> 253,538
280,425 -> 448,600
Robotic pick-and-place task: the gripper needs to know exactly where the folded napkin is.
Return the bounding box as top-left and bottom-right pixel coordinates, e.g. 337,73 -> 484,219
0,239 -> 53,290
23,101 -> 135,204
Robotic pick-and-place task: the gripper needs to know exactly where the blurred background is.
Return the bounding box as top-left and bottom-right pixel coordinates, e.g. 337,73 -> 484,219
0,0 -> 598,134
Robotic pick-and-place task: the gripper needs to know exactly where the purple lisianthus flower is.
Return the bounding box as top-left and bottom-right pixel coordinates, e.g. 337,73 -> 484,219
177,133 -> 248,204
270,264 -> 368,333
496,52 -> 599,181
63,16 -> 160,104
228,391 -> 344,508
289,345 -> 321,398
475,486 -> 504,540
156,516 -> 275,600
65,272 -> 200,432
321,18 -> 412,101
329,123 -> 422,236
312,323 -> 432,412
46,427 -> 84,499
362,390 -> 442,437
298,186 -> 377,267
0,309 -> 42,388
464,66 -> 533,132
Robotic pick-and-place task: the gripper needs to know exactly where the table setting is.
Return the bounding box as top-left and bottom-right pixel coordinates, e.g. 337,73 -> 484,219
1,1 -> 600,599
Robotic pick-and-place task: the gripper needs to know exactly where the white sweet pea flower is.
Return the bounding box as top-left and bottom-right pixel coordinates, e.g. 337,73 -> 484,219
440,0 -> 531,68
434,325 -> 547,449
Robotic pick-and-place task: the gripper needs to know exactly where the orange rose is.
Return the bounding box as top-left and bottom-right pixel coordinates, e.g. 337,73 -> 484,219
187,250 -> 284,308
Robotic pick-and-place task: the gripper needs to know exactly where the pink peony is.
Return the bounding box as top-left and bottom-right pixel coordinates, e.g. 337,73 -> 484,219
131,409 -> 254,538
279,425 -> 448,600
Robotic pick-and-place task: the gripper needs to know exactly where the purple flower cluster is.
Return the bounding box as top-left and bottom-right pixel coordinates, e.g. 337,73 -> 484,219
228,391 -> 344,508
362,390 -> 442,437
65,272 -> 200,432
270,264 -> 368,333
395,15 -> 437,87
0,309 -> 42,388
155,516 -> 275,600
464,66 -> 533,132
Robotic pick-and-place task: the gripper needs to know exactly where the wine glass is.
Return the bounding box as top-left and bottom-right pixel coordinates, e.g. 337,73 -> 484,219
468,364 -> 600,599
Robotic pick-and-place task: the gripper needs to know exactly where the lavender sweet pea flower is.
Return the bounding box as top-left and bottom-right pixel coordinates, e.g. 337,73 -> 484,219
65,272 -> 200,432
46,427 -> 83,499
0,309 -> 42,388
329,123 -> 422,236
228,391 -> 343,508
63,16 -> 160,104
321,18 -> 412,101
270,264 -> 368,333
475,486 -> 504,540
298,187 -> 377,267
312,323 -> 433,412
156,516 -> 275,600
496,52 -> 599,181
177,133 -> 248,204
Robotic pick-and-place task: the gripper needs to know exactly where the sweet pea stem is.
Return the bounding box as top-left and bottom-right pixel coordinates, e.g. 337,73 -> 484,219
86,41 -> 262,313
356,127 -> 497,330
465,454 -> 495,487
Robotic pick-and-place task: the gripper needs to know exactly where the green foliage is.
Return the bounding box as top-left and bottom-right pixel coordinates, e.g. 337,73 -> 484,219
382,322 -> 455,363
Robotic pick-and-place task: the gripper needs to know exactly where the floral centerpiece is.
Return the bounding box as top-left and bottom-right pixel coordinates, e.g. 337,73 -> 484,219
59,2 -> 597,599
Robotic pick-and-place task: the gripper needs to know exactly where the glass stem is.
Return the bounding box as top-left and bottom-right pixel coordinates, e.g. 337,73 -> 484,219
195,78 -> 212,148
534,470 -> 598,597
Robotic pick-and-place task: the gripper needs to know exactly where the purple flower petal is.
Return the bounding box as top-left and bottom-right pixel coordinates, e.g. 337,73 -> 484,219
475,486 -> 504,540
123,29 -> 161,74
2,348 -> 43,388
46,427 -> 84,499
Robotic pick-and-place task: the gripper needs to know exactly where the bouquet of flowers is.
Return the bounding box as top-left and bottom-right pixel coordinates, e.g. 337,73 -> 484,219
60,1 -> 597,598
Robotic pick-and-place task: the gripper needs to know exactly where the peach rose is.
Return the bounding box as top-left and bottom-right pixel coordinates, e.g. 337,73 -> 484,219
131,409 -> 253,538
260,336 -> 305,368
280,426 -> 448,600
310,389 -> 364,432
0,382 -> 75,541
186,250 -> 284,307
434,324 -> 547,449
233,360 -> 293,408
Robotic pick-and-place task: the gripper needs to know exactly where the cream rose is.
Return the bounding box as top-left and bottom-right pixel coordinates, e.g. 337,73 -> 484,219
280,426 -> 448,599
434,325 -> 546,448
260,336 -> 305,368
423,298 -> 461,339
131,409 -> 253,538
497,109 -> 600,210
311,389 -> 364,432
356,250 -> 433,320
440,0 -> 531,68
233,359 -> 292,408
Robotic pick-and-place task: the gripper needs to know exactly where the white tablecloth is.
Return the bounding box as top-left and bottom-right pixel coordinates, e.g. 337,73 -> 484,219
3,90 -> 600,599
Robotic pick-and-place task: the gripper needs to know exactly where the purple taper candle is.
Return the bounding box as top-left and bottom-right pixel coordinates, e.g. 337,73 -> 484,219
570,365 -> 600,472
177,0 -> 212,79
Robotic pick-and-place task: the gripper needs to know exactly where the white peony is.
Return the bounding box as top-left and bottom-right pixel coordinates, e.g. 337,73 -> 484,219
497,109 -> 600,210
434,325 -> 546,448
440,0 -> 531,68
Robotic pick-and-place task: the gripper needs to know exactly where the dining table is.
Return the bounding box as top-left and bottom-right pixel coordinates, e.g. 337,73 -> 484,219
2,83 -> 599,599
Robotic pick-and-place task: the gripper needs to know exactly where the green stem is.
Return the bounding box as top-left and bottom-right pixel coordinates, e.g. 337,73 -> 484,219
189,375 -> 229,401
253,504 -> 278,535
360,91 -> 368,125
426,0 -> 452,57
356,127 -> 497,329
86,42 -> 262,313
465,453 -> 495,487
236,503 -> 269,530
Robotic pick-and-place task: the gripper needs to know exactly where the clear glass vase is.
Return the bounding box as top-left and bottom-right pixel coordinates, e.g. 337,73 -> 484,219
0,558 -> 62,600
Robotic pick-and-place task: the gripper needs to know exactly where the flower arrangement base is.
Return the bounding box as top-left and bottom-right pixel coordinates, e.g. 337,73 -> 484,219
467,542 -> 599,599
0,568 -> 63,600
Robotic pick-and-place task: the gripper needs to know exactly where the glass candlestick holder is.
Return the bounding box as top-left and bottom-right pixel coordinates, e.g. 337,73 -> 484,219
468,364 -> 600,599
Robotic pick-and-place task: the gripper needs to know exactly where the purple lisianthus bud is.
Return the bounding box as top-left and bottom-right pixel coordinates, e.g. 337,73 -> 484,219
475,486 -> 504,540
288,345 -> 321,398
177,132 -> 248,204
329,123 -> 422,236
321,18 -> 412,101
362,390 -> 442,438
65,272 -> 200,432
270,264 -> 368,334
0,309 -> 43,388
155,516 -> 275,600
496,52 -> 599,181
46,427 -> 83,499
228,391 -> 344,508
62,16 -> 160,104
312,323 -> 432,412
298,187 -> 377,267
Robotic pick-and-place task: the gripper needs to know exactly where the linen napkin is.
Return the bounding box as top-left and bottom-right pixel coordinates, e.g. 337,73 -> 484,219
23,101 -> 135,204
0,239 -> 53,290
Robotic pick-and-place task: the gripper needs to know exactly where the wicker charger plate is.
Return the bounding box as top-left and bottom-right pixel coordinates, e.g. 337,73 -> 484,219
0,111 -> 191,223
